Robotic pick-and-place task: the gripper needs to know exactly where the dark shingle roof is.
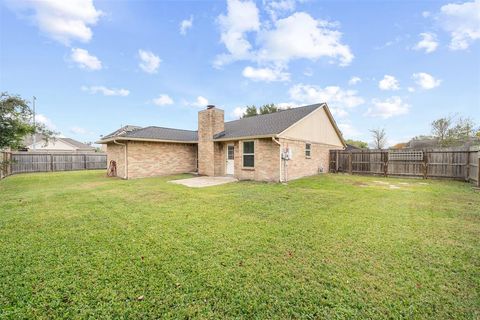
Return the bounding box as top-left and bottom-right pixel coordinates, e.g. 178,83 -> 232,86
103,125 -> 142,139
215,103 -> 324,139
99,103 -> 326,143
123,126 -> 198,142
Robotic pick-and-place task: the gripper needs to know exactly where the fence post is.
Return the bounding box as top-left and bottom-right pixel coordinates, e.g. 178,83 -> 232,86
335,151 -> 339,173
477,155 -> 480,188
348,153 -> 352,175
465,151 -> 470,182
50,154 -> 54,172
423,151 -> 428,179
384,151 -> 388,177
84,154 -> 87,170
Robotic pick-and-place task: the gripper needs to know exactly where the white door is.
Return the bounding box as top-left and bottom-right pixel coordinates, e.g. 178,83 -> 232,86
226,144 -> 234,175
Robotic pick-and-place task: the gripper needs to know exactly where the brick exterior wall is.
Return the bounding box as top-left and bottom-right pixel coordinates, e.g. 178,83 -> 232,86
198,108 -> 224,176
279,138 -> 341,181
106,143 -> 126,178
126,141 -> 197,179
231,138 -> 280,182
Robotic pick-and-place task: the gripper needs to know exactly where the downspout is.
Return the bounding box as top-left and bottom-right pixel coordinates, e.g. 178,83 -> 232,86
113,139 -> 128,179
272,137 -> 283,182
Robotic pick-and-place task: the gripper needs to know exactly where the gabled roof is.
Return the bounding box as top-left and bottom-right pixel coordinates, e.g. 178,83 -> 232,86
23,134 -> 95,150
97,103 -> 343,145
215,103 -> 324,140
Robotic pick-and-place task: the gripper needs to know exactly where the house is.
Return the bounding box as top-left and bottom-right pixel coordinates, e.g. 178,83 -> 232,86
97,103 -> 346,182
22,134 -> 96,153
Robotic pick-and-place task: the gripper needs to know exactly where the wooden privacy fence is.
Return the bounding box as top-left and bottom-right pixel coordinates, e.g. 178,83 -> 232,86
330,149 -> 480,187
0,152 -> 107,179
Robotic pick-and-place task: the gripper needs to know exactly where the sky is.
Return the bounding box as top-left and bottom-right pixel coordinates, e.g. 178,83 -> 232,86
1,0 -> 479,147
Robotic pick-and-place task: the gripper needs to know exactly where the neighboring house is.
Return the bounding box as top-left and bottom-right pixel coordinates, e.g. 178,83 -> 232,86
345,144 -> 361,151
22,134 -> 96,153
97,103 -> 346,182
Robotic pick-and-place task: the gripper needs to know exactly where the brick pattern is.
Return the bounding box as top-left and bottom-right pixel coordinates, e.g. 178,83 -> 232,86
279,138 -> 341,181
198,108 -> 224,176
126,141 -> 197,179
106,143 -> 126,178
233,138 -> 280,182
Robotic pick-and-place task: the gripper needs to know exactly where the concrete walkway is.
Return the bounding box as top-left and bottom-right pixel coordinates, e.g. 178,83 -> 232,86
169,176 -> 238,188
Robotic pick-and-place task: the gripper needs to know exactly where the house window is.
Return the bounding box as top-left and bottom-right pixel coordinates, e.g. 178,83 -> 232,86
305,143 -> 311,158
242,141 -> 254,168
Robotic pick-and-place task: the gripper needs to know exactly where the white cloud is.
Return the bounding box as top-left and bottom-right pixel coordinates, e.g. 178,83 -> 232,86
365,96 -> 410,118
180,16 -> 193,35
6,0 -> 102,45
232,106 -> 247,118
264,0 -> 296,20
138,49 -> 161,74
407,87 -> 415,92
413,32 -> 439,53
348,76 -> 361,85
215,2 -> 353,69
288,83 -> 364,117
70,126 -> 93,135
338,123 -> 359,138
81,85 -> 129,96
242,66 -> 290,82
152,94 -> 174,106
36,114 -> 56,130
70,48 -> 102,70
422,11 -> 431,18
439,0 -> 480,50
257,12 -> 353,67
412,72 -> 441,89
215,0 -> 260,66
188,96 -> 209,108
378,75 -> 400,91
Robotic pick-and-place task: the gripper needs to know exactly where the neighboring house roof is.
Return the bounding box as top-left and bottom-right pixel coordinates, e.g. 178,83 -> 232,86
98,103 -> 345,146
215,103 -> 323,140
23,134 -> 95,151
345,144 -> 361,151
60,138 -> 96,150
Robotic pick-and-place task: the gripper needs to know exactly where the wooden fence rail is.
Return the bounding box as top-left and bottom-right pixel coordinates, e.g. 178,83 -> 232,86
330,149 -> 480,187
0,152 -> 107,179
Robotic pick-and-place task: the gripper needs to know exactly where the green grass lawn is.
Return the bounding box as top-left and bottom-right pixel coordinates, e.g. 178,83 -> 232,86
0,171 -> 479,319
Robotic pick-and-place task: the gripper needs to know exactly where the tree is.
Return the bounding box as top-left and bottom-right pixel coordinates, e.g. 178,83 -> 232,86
391,142 -> 407,149
259,103 -> 278,115
0,92 -> 54,150
431,116 -> 453,144
242,105 -> 258,118
448,117 -> 476,139
345,139 -> 368,149
370,128 -> 387,149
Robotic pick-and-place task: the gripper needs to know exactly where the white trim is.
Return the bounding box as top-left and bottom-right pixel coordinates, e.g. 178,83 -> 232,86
241,140 -> 255,169
225,143 -> 235,175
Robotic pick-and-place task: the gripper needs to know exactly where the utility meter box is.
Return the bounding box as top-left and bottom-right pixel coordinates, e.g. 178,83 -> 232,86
282,147 -> 293,160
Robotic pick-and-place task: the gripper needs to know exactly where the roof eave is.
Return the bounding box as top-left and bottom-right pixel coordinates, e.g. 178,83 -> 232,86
96,137 -> 198,144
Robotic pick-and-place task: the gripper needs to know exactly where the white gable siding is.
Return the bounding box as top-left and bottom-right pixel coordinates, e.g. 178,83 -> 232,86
278,107 -> 344,147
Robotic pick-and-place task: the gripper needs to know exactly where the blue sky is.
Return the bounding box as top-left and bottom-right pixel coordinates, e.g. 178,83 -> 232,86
1,0 -> 479,146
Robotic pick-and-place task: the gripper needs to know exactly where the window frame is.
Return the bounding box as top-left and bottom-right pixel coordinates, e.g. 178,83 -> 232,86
242,140 -> 255,169
305,143 -> 312,159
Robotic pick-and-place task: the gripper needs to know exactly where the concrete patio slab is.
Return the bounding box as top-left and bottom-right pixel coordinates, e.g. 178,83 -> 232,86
169,176 -> 238,188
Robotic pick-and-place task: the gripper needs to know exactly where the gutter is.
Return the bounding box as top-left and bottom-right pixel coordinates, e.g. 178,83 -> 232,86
113,139 -> 128,179
272,137 -> 283,182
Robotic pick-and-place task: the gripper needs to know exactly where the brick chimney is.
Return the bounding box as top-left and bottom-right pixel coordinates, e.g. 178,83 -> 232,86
198,105 -> 225,176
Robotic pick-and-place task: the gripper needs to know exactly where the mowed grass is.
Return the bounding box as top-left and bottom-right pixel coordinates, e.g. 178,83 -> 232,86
0,171 -> 479,319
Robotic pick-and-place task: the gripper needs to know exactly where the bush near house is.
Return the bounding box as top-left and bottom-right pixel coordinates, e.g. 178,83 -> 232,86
0,171 -> 479,319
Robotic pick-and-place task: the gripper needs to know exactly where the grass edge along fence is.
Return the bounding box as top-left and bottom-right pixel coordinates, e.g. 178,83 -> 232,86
329,149 -> 480,187
0,152 -> 107,179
